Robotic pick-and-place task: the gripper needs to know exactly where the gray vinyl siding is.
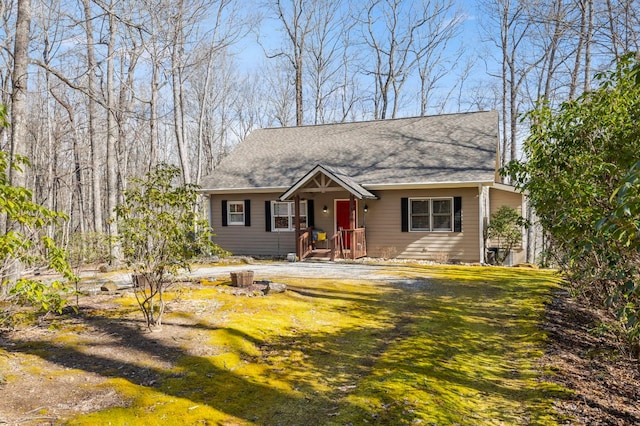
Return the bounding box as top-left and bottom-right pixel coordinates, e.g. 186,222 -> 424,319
489,188 -> 523,215
208,190 -> 360,257
364,188 -> 480,262
207,187 -> 525,264
209,192 -> 297,257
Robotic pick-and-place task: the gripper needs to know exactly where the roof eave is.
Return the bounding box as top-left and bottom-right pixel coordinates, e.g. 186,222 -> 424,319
363,180 -> 496,190
490,182 -> 522,193
198,180 -> 516,195
199,186 -> 289,195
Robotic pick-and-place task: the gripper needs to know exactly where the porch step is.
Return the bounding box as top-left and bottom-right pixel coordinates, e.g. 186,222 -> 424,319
305,249 -> 332,261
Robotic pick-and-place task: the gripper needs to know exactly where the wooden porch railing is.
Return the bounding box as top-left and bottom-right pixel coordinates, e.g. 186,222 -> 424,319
340,228 -> 366,259
297,227 -> 367,261
296,227 -> 313,260
329,232 -> 341,261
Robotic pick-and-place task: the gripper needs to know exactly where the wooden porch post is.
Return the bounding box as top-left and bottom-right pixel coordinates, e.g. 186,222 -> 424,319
294,195 -> 301,259
349,194 -> 356,259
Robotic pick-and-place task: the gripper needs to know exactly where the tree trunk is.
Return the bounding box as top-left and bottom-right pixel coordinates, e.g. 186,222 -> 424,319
4,0 -> 31,293
171,0 -> 192,184
9,0 -> 30,190
106,6 -> 120,262
81,0 -> 104,233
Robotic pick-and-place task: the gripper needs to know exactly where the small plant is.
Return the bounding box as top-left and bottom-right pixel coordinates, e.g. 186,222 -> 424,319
0,120 -> 76,318
116,163 -> 223,330
486,206 -> 524,265
9,278 -> 70,315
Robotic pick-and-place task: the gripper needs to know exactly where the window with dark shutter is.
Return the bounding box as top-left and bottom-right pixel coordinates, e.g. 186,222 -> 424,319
269,200 -> 308,231
405,197 -> 458,232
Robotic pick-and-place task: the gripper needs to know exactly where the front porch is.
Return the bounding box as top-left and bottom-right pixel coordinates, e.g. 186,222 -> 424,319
280,164 -> 377,262
296,226 -> 367,261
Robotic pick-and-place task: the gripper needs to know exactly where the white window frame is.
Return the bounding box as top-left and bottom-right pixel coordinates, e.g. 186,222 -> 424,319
227,201 -> 245,226
409,197 -> 453,232
271,200 -> 307,232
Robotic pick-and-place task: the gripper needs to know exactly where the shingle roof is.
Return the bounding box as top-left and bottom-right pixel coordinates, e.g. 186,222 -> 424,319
201,111 -> 499,191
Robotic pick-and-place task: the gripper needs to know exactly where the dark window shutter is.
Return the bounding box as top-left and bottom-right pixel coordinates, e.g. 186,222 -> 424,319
265,201 -> 272,232
244,200 -> 251,226
307,200 -> 315,227
454,196 -> 462,232
401,197 -> 409,232
221,200 -> 228,226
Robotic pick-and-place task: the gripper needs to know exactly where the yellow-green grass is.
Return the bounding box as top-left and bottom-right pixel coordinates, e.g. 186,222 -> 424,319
39,264 -> 565,424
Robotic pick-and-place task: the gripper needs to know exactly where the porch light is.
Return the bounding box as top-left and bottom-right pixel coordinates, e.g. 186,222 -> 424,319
363,204 -> 369,213
323,205 -> 328,213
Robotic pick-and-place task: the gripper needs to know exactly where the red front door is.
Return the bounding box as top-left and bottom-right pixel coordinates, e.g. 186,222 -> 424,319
336,200 -> 355,249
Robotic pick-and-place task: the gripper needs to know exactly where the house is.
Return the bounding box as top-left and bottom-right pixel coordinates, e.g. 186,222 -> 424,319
200,111 -> 525,264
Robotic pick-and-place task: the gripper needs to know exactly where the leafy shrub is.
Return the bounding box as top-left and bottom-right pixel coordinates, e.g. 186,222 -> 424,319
486,206 -> 523,265
9,278 -> 71,315
505,54 -> 640,354
116,163 -> 224,329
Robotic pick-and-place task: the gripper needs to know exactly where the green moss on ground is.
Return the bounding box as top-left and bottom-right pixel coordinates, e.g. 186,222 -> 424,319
52,265 -> 566,424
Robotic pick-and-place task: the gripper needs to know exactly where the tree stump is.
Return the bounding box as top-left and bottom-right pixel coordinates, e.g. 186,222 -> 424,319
230,271 -> 254,287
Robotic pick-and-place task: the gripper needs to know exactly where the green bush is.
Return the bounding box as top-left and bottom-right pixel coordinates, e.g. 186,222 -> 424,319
505,54 -> 640,354
486,206 -> 523,265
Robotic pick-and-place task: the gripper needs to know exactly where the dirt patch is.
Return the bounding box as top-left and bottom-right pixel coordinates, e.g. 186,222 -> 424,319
0,286 -> 214,424
541,290 -> 640,425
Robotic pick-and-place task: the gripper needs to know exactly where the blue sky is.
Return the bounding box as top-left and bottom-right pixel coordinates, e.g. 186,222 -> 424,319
228,0 -> 499,117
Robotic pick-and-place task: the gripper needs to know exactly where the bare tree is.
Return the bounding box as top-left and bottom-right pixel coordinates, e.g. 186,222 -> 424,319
9,0 -> 31,190
413,0 -> 462,115
104,1 -> 121,260
602,0 -> 640,57
265,58 -> 297,126
360,0 -> 459,119
480,0 -> 546,166
266,0 -> 316,125
2,0 -> 31,289
569,0 -> 593,99
80,0 -> 104,233
305,0 -> 343,124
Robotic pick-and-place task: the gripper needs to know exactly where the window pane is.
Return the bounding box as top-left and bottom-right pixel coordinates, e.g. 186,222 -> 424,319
230,213 -> 244,223
230,203 -> 243,213
274,217 -> 289,229
432,199 -> 451,214
411,215 -> 430,230
411,200 -> 429,214
433,215 -> 451,230
273,202 -> 289,216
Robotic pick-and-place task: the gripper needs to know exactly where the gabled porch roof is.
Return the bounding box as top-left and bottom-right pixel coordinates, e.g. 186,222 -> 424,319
279,164 -> 379,201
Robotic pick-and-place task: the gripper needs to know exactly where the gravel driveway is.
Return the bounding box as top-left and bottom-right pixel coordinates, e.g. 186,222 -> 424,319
78,261 -> 427,293
189,261 -> 403,281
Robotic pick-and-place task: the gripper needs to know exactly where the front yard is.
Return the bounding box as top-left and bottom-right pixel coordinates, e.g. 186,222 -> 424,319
0,264 -> 567,424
